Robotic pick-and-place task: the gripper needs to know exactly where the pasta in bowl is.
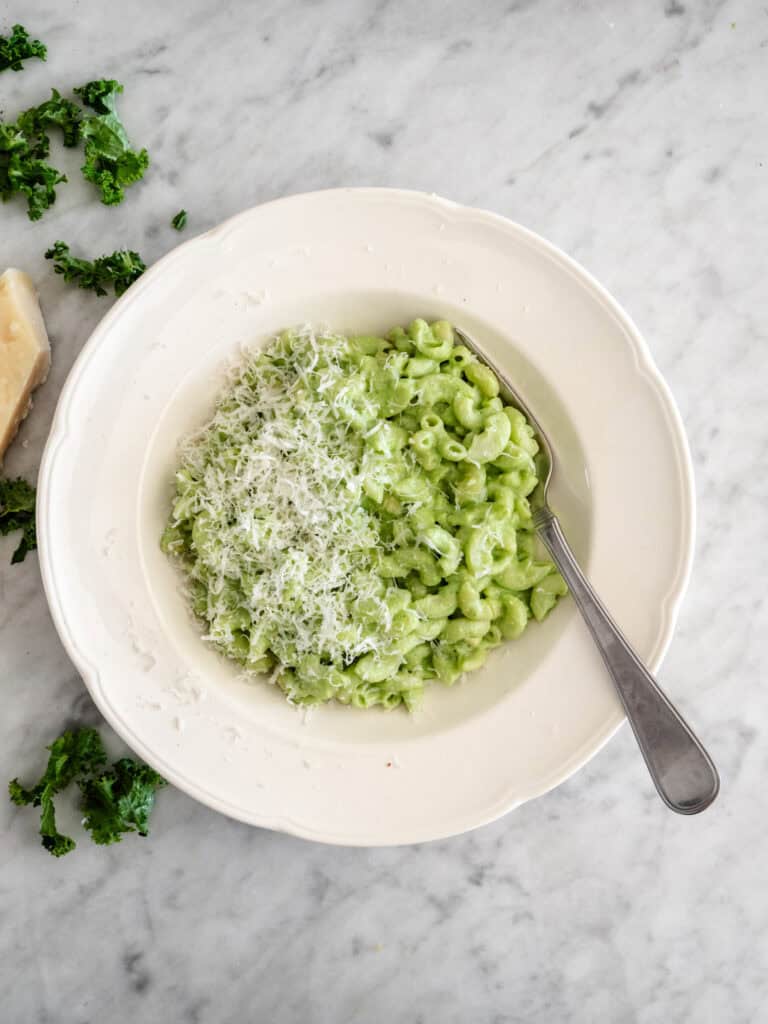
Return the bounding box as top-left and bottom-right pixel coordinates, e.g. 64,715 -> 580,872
161,318 -> 567,710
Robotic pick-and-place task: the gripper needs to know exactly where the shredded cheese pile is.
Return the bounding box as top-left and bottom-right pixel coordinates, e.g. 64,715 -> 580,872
163,328 -> 414,707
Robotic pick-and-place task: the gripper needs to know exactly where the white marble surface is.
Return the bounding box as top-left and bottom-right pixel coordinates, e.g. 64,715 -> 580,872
1,1 -> 766,1020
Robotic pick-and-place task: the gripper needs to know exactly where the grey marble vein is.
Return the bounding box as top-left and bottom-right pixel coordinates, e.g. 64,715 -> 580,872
1,0 -> 766,1021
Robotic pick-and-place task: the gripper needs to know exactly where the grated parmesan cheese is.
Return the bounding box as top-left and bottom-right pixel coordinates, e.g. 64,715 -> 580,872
162,327 -> 414,707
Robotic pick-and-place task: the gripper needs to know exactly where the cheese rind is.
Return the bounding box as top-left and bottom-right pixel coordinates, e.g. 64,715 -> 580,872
0,269 -> 51,461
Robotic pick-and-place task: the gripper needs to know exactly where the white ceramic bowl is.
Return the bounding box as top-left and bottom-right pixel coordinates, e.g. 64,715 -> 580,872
38,189 -> 695,845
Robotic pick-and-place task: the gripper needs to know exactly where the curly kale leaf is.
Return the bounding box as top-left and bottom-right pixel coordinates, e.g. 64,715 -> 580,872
79,759 -> 167,845
73,78 -> 123,114
73,79 -> 149,205
0,476 -> 37,564
45,240 -> 146,297
16,89 -> 83,158
9,728 -> 108,857
0,122 -> 65,221
0,24 -> 47,73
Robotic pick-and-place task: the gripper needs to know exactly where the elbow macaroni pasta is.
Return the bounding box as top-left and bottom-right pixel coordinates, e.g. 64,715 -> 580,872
162,319 -> 567,710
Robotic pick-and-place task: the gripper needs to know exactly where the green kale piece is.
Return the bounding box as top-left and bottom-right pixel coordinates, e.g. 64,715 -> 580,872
74,79 -> 149,205
79,759 -> 167,845
9,729 -> 108,857
0,25 -> 47,73
0,477 -> 37,563
45,241 -> 146,297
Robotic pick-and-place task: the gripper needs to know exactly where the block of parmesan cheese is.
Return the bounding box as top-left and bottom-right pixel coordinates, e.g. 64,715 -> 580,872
0,269 -> 51,461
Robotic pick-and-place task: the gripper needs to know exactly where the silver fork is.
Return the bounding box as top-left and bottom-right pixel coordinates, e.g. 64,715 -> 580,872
454,327 -> 719,814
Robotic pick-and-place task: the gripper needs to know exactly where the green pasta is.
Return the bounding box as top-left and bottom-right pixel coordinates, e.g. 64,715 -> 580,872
162,319 -> 567,710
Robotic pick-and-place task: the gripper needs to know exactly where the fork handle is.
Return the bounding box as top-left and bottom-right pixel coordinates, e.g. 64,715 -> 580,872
533,508 -> 719,814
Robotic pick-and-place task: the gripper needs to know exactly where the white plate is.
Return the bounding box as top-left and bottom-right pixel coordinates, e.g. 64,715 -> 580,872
38,189 -> 695,845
